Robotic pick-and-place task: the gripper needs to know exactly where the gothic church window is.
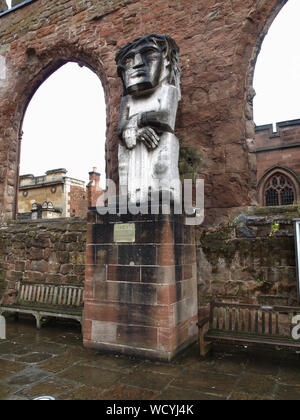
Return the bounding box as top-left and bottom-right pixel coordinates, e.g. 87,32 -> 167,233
264,172 -> 295,206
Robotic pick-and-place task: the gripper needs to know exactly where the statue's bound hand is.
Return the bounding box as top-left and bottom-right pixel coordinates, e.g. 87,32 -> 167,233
123,128 -> 137,150
137,127 -> 160,150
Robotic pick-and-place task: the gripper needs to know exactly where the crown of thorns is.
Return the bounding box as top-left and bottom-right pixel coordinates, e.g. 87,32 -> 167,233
116,33 -> 180,87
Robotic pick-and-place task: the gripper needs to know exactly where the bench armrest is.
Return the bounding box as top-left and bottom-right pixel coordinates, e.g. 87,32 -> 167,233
0,289 -> 18,306
4,289 -> 18,296
197,317 -> 210,329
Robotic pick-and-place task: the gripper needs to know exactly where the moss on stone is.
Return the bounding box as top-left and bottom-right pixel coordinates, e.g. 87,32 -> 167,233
179,139 -> 203,182
198,227 -> 236,269
248,205 -> 300,216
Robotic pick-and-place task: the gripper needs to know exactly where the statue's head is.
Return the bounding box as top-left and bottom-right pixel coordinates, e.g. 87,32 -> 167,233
116,34 -> 180,97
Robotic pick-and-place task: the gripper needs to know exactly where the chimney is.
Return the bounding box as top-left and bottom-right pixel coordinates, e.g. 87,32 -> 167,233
87,167 -> 103,207
89,167 -> 101,184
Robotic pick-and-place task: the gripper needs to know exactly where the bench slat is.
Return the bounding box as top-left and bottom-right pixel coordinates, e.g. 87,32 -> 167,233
269,312 -> 272,335
241,309 -> 245,332
23,285 -> 26,301
221,307 -> 225,330
67,289 -> 72,306
44,286 -> 50,304
58,287 -> 63,305
39,285 -> 44,304
72,289 -> 77,306
53,287 -> 58,305
77,289 -> 83,306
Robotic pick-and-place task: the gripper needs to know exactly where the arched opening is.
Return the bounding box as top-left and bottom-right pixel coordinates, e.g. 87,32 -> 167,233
18,62 -> 106,220
264,172 -> 295,206
253,0 -> 300,127
250,0 -> 300,207
258,167 -> 300,206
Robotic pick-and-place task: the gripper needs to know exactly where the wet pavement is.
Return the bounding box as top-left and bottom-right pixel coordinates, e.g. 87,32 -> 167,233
1,316 -> 300,400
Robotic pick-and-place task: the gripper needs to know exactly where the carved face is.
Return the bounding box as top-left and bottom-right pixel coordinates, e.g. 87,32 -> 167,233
119,41 -> 164,96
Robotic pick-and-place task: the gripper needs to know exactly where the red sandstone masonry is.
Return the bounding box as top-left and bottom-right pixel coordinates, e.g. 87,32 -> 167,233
0,0 -> 287,224
0,218 -> 87,294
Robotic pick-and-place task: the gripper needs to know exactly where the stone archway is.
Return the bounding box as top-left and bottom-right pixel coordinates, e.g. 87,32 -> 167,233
1,44 -> 111,221
243,0 -> 289,205
0,0 -> 292,225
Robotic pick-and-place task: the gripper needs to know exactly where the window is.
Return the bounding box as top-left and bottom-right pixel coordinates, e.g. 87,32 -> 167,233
264,173 -> 295,206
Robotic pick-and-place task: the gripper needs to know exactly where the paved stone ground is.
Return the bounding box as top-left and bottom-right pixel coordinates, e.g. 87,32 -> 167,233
1,316 -> 300,400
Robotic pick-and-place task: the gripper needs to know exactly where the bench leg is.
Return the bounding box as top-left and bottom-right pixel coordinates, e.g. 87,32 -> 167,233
199,326 -> 211,357
34,314 -> 42,329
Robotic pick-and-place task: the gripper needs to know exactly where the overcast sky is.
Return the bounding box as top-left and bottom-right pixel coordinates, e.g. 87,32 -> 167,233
21,63 -> 107,185
16,0 -> 300,183
253,0 -> 300,127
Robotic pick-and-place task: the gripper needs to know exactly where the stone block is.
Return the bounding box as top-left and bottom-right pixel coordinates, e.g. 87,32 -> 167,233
30,260 -> 49,273
135,221 -> 170,244
92,321 -> 117,344
60,264 -> 73,275
95,245 -> 117,265
173,297 -> 198,326
116,324 -> 158,349
118,245 -> 157,266
107,265 -> 140,283
141,266 -> 175,284
28,247 -> 44,260
157,245 -> 176,266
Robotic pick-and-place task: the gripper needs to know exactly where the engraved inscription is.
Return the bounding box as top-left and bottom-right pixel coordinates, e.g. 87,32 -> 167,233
114,223 -> 136,243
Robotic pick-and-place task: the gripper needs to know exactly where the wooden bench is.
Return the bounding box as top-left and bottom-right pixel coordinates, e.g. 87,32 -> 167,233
0,280 -> 84,331
198,301 -> 300,357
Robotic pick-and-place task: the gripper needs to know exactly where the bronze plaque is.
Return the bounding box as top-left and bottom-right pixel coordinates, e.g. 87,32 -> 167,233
114,223 -> 136,243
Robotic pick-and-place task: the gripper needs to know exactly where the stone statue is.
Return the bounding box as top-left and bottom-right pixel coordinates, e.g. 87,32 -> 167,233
116,34 -> 181,205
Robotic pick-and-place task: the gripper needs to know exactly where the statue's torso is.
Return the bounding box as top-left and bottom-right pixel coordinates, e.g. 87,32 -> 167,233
126,83 -> 179,132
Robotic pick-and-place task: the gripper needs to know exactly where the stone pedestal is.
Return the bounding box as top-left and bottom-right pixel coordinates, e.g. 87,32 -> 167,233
83,207 -> 198,361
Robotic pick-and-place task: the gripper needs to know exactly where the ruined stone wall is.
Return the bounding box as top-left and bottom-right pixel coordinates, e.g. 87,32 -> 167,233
0,218 -> 87,296
0,0 -> 288,224
197,206 -> 299,315
0,208 -> 298,314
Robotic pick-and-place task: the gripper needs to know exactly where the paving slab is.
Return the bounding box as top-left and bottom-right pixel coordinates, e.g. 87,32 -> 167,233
0,316 -> 300,400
